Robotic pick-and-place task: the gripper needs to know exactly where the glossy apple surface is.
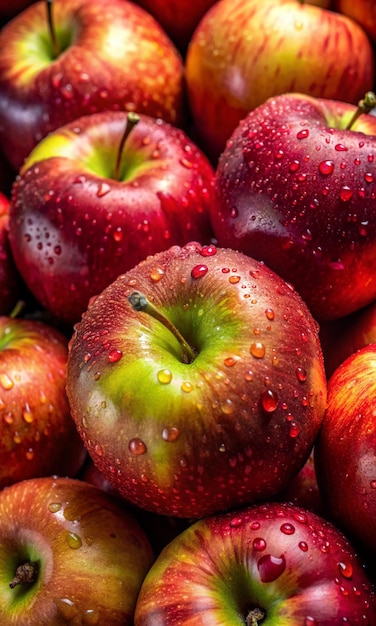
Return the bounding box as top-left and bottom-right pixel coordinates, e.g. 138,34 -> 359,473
0,0 -> 185,170
185,0 -> 375,161
66,242 -> 327,518
134,501 -> 376,625
0,476 -> 154,625
211,93 -> 376,321
336,0 -> 376,42
315,343 -> 376,555
9,110 -> 215,325
0,193 -> 23,315
0,315 -> 86,487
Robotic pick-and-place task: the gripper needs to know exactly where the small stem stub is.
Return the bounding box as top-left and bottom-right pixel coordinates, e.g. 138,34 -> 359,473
114,112 -> 140,180
246,607 -> 266,626
346,91 -> 376,130
128,291 -> 196,364
46,0 -> 59,58
9,561 -> 38,589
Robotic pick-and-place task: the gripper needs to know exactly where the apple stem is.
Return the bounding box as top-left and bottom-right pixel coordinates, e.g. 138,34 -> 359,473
46,0 -> 59,58
128,291 -> 196,364
345,91 -> 376,130
9,300 -> 26,319
114,112 -> 140,181
9,561 -> 38,589
246,607 -> 266,626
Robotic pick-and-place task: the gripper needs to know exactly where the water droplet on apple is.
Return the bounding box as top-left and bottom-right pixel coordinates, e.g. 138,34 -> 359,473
200,245 -> 217,257
339,186 -> 353,202
48,502 -> 62,513
299,541 -> 309,552
297,129 -> 309,139
191,264 -> 208,279
97,182 -> 111,198
318,160 -> 334,175
55,597 -> 78,620
0,373 -> 14,390
162,426 -> 180,442
223,356 -> 239,367
257,553 -> 286,582
22,404 -> 34,423
289,160 -> 300,172
181,381 -> 193,393
265,308 -> 275,320
25,448 -> 34,460
157,369 -> 173,384
253,537 -> 267,551
335,143 -> 348,152
364,172 -> 374,183
229,275 -> 240,284
250,342 -> 265,358
289,422 -> 301,438
338,561 -> 353,579
83,608 -> 101,625
129,438 -> 147,455
108,349 -> 122,363
66,532 -> 82,549
280,523 -> 295,535
150,266 -> 165,282
229,517 -> 243,528
113,227 -> 123,242
304,618 -> 317,626
261,389 -> 279,413
296,367 -> 307,383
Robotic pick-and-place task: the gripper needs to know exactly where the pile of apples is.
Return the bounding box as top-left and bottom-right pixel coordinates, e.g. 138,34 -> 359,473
1,0 -> 376,624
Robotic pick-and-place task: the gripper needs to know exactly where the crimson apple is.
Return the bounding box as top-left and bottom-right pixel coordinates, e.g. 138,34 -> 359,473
8,110 -> 215,326
134,501 -> 376,625
336,0 -> 376,43
315,343 -> 376,555
211,92 -> 376,322
66,242 -> 327,519
185,0 -> 375,161
0,0 -> 185,170
0,314 -> 86,488
0,476 -> 154,625
277,448 -> 325,517
0,193 -> 24,315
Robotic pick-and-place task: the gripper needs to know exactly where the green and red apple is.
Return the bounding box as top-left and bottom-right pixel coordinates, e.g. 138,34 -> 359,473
210,92 -> 376,321
66,242 -> 327,519
0,476 -> 154,625
0,0 -> 185,170
8,110 -> 215,326
185,0 -> 375,161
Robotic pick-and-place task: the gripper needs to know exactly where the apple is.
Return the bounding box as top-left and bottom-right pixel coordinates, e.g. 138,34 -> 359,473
336,0 -> 376,43
0,193 -> 24,315
0,475 -> 154,625
210,92 -> 376,322
66,242 -> 327,519
134,0 -> 217,53
0,314 -> 87,488
0,0 -> 185,171
8,110 -> 215,326
277,448 -> 325,517
185,0 -> 375,162
134,501 -> 376,625
315,343 -> 376,555
0,1 -> 36,21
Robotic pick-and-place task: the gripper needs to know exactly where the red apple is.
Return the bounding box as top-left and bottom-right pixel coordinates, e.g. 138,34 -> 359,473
277,448 -> 325,517
0,0 -> 185,170
0,314 -> 86,488
0,193 -> 24,315
185,0 -> 375,161
134,501 -> 376,625
315,343 -> 376,555
8,110 -> 215,326
0,1 -> 36,21
66,242 -> 327,519
0,476 -> 154,625
210,92 -> 376,322
336,0 -> 376,43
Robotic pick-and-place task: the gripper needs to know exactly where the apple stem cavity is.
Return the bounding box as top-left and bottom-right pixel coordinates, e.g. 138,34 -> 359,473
46,0 -> 59,58
346,91 -> 376,130
246,607 -> 266,625
9,561 -> 38,589
114,112 -> 140,181
128,291 -> 196,364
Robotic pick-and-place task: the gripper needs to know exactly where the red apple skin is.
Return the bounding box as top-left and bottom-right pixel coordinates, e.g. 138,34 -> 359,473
277,448 -> 326,517
211,93 -> 376,322
336,0 -> 376,43
0,476 -> 154,625
134,501 -> 376,625
9,110 -> 215,326
0,316 -> 87,488
315,344 -> 376,556
185,0 -> 375,162
0,193 -> 24,315
0,0 -> 185,171
0,1 -> 36,19
66,242 -> 327,519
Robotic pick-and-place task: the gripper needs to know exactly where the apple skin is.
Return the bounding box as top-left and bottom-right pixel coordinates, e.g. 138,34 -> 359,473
0,193 -> 24,315
0,0 -> 185,171
66,242 -> 327,519
211,93 -> 376,322
336,0 -> 376,43
134,501 -> 376,625
0,315 -> 87,488
185,0 -> 375,162
277,448 -> 325,517
314,343 -> 376,556
0,476 -> 154,625
8,110 -> 215,326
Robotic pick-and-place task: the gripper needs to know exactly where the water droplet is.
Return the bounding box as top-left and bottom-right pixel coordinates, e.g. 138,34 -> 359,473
318,160 -> 334,175
83,609 -> 100,625
257,553 -> 286,582
96,182 -> 111,198
157,369 -> 173,384
289,422 -> 301,438
55,597 -> 78,620
280,523 -> 295,535
22,404 -> 34,423
299,541 -> 309,552
108,349 -> 122,363
296,366 -> 307,382
297,129 -> 309,139
129,438 -> 147,455
338,561 -> 353,579
364,172 -> 374,183
162,426 -> 180,442
261,389 -> 279,413
305,618 -> 317,626
265,308 -> 275,320
94,443 -> 103,457
25,448 -> 34,460
191,264 -> 208,279
370,479 -> 376,489
289,160 -> 300,172
250,342 -> 265,358
335,143 -> 348,151
253,537 -> 267,551
0,374 -> 14,390
224,356 -> 239,367
200,245 -> 217,257
66,532 -> 82,549
181,381 -> 194,393
48,502 -> 62,513
230,206 -> 239,218
179,157 -> 194,169
113,227 -> 123,242
229,517 -> 243,528
150,267 -> 165,282
229,275 -> 240,284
